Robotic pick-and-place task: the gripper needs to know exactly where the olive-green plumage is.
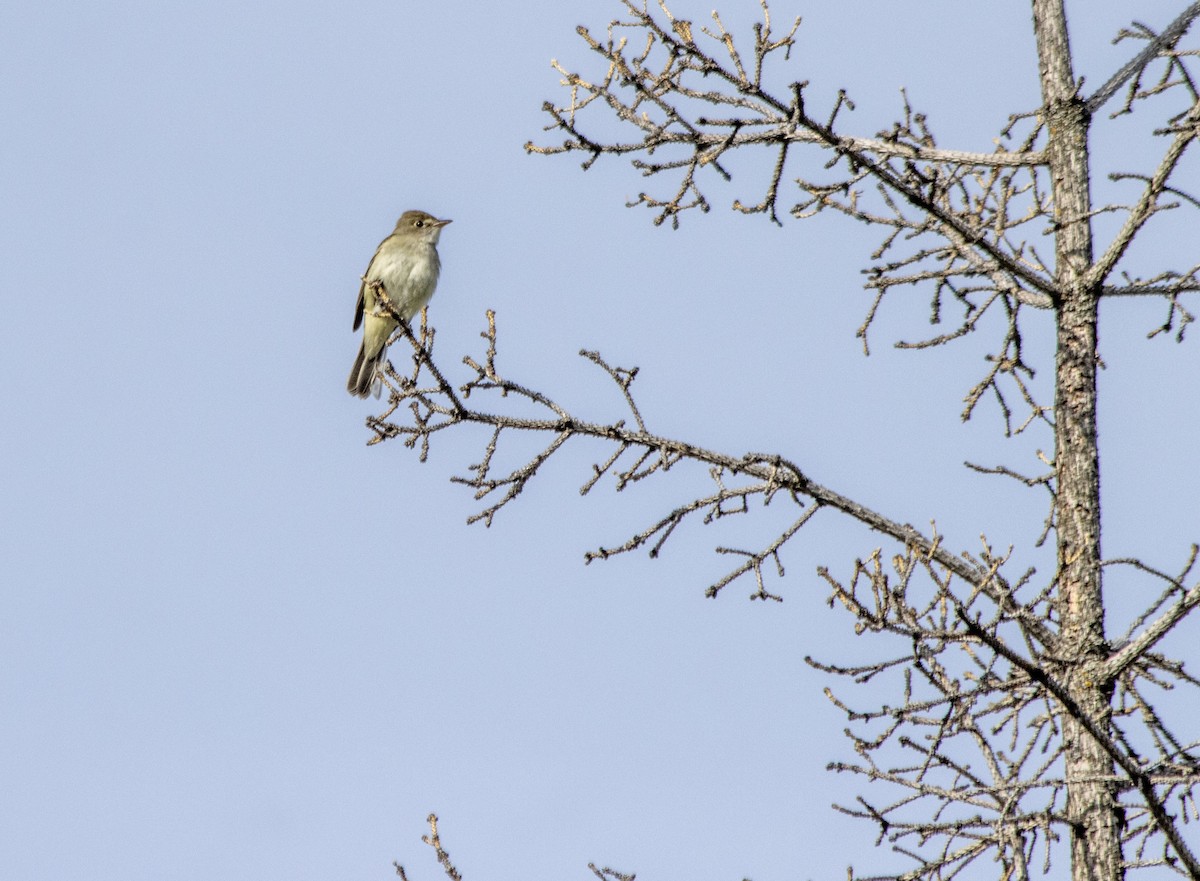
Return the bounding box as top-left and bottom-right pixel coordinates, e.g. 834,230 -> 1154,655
348,210 -> 451,398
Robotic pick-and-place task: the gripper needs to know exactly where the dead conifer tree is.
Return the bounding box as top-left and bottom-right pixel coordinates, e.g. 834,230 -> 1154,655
382,3 -> 1200,879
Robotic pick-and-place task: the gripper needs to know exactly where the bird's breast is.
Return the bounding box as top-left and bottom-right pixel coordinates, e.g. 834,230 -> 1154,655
368,242 -> 441,321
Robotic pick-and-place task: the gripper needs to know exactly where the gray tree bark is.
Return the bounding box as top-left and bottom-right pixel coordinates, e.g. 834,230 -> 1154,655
1032,2 -> 1120,880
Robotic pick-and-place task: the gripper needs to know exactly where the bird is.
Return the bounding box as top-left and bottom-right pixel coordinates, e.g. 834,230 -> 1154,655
347,210 -> 452,398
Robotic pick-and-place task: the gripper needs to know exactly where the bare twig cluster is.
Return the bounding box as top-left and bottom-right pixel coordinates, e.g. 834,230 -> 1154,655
812,540 -> 1200,881
525,0 -> 1200,424
394,814 -> 463,881
1093,6 -> 1200,341
392,813 -> 637,881
367,303 -> 1033,605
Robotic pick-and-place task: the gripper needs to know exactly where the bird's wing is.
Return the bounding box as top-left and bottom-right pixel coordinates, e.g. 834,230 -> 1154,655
352,235 -> 390,331
352,280 -> 366,331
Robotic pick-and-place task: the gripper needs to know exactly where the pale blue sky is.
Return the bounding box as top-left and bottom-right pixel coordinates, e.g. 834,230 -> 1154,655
3,2 -> 1197,879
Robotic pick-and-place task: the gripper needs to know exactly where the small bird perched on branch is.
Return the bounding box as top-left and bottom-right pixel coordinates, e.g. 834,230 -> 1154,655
347,209 -> 452,398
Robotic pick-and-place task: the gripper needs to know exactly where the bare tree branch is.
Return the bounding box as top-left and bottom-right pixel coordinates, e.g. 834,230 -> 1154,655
1088,99 -> 1200,288
1105,551 -> 1200,679
1085,3 -> 1200,115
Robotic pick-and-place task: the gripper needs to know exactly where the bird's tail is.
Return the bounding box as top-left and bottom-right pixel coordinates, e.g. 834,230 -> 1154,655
347,341 -> 384,398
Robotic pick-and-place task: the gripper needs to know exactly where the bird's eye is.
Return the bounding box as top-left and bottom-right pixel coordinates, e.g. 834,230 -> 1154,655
414,219 -> 425,227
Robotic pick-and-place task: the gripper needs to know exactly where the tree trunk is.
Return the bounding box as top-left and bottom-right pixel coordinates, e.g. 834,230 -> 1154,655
1031,1 -> 1119,880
